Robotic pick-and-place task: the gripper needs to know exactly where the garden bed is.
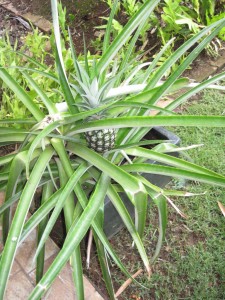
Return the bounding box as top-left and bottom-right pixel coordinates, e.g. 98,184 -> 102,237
0,0 -> 109,52
1,0 -> 225,81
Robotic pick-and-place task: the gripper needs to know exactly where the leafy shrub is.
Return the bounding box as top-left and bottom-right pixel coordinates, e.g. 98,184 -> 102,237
100,0 -> 225,69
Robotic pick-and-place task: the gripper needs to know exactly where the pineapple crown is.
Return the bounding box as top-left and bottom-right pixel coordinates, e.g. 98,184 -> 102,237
70,45 -> 118,111
69,39 -> 147,113
73,76 -> 113,109
62,32 -> 155,115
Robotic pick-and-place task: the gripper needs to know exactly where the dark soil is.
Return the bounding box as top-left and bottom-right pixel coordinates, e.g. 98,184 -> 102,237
8,0 -> 105,19
0,144 -> 16,156
4,0 -> 110,53
0,5 -> 31,47
1,0 -> 160,55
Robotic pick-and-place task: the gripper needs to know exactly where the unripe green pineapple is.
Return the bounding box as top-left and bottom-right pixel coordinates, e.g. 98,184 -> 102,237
76,77 -> 116,153
85,126 -> 116,153
84,113 -> 116,153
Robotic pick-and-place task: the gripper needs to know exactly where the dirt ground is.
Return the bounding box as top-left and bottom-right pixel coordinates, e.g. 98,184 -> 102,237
0,5 -> 30,46
2,0 -> 109,52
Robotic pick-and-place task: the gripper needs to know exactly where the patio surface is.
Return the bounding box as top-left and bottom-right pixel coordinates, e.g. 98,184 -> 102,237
0,192 -> 104,300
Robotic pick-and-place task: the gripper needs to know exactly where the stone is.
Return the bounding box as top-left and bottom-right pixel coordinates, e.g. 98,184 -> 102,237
35,18 -> 52,33
5,270 -> 34,300
22,13 -> 42,24
0,2 -> 52,33
29,255 -> 104,300
16,229 -> 59,273
10,259 -> 21,277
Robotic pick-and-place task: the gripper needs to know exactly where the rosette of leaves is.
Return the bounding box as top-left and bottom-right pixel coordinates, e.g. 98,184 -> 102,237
0,0 -> 225,299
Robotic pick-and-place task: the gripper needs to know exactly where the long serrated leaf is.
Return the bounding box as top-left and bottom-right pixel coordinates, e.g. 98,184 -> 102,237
165,71 -> 225,111
96,0 -> 160,73
36,182 -> 54,283
35,162 -> 90,259
0,118 -> 36,125
102,0 -> 119,55
67,143 -> 145,199
28,173 -> 110,299
0,65 -> 59,82
56,159 -> 84,300
151,193 -> 167,262
22,71 -> 57,115
93,219 -> 115,299
2,151 -> 27,243
122,164 -> 225,187
51,0 -> 77,113
142,37 -> 176,83
109,102 -> 176,115
71,115 -> 225,134
21,188 -> 62,243
146,18 -> 225,91
0,147 -> 54,299
123,19 -> 225,145
108,78 -> 188,118
52,140 -> 147,291
68,28 -> 82,82
108,185 -> 151,275
124,147 -> 225,178
0,67 -> 44,121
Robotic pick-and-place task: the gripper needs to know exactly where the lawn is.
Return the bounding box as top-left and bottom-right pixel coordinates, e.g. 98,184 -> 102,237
110,88 -> 225,299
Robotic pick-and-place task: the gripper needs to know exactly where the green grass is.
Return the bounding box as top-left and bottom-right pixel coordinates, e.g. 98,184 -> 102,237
111,89 -> 225,299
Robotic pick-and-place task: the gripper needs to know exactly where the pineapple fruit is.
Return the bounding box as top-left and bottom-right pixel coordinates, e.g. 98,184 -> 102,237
76,77 -> 116,153
85,128 -> 116,153
84,114 -> 116,153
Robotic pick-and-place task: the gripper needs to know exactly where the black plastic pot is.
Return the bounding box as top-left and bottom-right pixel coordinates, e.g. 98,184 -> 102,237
103,127 -> 180,238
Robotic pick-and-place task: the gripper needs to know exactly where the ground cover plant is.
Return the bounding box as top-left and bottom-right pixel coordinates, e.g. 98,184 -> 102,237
99,0 -> 225,69
0,27 -> 53,122
0,0 -> 225,299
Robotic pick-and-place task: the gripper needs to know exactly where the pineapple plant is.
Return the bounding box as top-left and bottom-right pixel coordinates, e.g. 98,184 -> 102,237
1,1 -> 225,300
